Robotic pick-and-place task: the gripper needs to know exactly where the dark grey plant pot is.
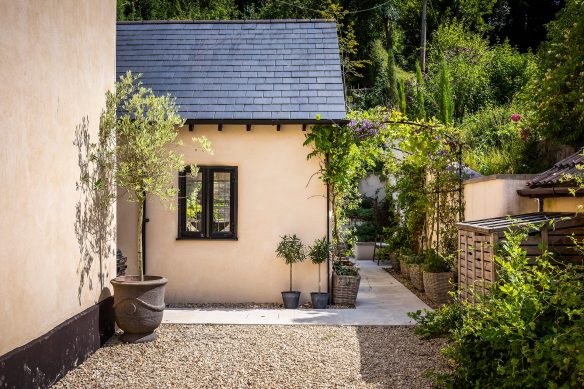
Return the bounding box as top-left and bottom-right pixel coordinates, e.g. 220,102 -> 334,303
281,291 -> 301,309
110,275 -> 167,343
310,292 -> 329,309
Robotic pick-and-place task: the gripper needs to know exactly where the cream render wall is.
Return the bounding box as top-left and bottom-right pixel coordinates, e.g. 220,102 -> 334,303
117,124 -> 328,304
464,175 -> 539,221
0,1 -> 116,355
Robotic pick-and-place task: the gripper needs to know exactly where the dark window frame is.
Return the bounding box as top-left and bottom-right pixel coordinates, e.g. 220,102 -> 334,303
178,165 -> 238,240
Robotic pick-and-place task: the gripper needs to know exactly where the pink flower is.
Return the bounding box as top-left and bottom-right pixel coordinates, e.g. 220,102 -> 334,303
510,114 -> 523,122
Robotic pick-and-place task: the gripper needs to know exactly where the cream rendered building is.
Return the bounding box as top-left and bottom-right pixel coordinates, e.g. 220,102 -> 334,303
116,20 -> 346,304
0,0 -> 116,387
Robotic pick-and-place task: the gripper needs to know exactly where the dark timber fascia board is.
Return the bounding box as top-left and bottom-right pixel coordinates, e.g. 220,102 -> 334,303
517,187 -> 584,198
184,119 -> 348,126
118,19 -> 336,25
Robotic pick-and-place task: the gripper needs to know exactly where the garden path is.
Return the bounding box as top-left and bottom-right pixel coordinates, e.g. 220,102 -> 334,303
163,260 -> 430,325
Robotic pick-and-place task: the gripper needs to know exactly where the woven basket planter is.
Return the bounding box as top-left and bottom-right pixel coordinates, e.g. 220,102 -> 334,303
399,259 -> 409,279
332,273 -> 361,305
409,264 -> 424,291
423,272 -> 454,305
388,253 -> 400,270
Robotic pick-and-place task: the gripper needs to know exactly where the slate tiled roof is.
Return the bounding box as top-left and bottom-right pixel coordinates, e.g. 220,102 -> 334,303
116,20 -> 347,122
527,148 -> 584,188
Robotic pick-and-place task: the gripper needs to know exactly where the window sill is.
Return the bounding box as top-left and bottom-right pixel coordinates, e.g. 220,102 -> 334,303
176,236 -> 238,241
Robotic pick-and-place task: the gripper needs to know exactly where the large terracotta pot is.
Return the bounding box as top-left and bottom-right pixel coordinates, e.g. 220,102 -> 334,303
111,275 -> 167,343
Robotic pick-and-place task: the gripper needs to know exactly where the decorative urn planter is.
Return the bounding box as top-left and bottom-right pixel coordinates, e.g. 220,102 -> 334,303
110,275 -> 167,343
423,271 -> 455,304
354,242 -> 376,260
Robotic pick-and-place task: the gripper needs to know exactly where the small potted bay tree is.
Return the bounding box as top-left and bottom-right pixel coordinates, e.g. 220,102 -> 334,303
108,72 -> 210,343
308,237 -> 330,309
275,234 -> 305,309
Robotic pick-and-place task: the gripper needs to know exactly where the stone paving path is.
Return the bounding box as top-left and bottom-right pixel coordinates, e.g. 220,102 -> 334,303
163,260 -> 430,325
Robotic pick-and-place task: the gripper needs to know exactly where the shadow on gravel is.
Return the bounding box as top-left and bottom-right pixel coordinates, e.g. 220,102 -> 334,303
356,326 -> 451,388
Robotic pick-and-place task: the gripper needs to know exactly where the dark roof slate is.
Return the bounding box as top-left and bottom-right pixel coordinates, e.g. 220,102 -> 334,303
116,20 -> 346,122
527,148 -> 584,188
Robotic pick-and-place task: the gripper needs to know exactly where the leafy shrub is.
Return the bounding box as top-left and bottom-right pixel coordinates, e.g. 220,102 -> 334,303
333,261 -> 359,276
405,252 -> 425,265
354,222 -> 377,242
412,228 -> 584,387
461,104 -> 543,174
423,249 -> 452,273
409,301 -> 467,338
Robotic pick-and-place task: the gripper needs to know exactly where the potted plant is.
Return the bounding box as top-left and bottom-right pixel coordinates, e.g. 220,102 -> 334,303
308,237 -> 330,309
398,248 -> 413,279
332,261 -> 360,306
275,234 -> 306,309
422,249 -> 455,304
407,253 -> 425,291
108,72 -> 210,343
354,221 -> 377,260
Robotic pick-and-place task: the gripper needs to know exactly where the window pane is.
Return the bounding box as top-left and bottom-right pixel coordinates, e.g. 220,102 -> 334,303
185,170 -> 203,232
212,172 -> 231,234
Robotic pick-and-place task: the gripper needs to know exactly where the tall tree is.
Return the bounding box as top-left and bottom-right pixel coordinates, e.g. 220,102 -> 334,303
520,0 -> 584,146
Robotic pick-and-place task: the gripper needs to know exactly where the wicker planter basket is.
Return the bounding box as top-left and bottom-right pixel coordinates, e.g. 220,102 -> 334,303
423,271 -> 454,304
409,264 -> 424,291
399,259 -> 409,278
332,273 -> 361,305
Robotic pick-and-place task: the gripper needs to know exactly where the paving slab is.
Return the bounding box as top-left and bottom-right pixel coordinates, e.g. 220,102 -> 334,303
162,259 -> 430,326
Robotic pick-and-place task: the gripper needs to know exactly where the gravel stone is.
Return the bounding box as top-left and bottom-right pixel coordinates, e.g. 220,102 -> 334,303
52,325 -> 451,388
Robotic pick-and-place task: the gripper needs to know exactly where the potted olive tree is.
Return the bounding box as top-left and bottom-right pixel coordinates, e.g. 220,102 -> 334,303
108,72 -> 210,343
308,237 -> 330,309
275,234 -> 305,309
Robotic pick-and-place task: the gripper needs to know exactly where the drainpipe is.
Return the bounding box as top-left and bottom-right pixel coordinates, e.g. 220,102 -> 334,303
326,154 -> 331,302
537,197 -> 544,213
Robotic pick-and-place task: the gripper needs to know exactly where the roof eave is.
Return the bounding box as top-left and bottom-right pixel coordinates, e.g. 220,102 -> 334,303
517,187 -> 584,198
184,118 -> 348,126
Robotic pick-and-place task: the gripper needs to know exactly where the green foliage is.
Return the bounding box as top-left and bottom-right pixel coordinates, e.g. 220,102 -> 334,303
308,237 -> 330,265
519,0 -> 584,146
386,49 -> 399,107
423,248 -> 452,273
414,62 -> 426,120
117,0 -> 238,20
409,300 -> 467,338
461,104 -> 542,174
489,42 -> 535,105
354,222 -> 377,242
108,71 -> 212,277
428,21 -> 492,121
275,234 -> 306,265
333,261 -> 359,276
397,79 -> 407,114
412,228 -> 584,387
437,60 -> 454,124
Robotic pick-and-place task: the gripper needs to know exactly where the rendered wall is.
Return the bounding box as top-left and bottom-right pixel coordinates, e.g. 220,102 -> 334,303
0,0 -> 116,356
117,124 -> 328,303
464,175 -> 539,221
544,197 -> 583,213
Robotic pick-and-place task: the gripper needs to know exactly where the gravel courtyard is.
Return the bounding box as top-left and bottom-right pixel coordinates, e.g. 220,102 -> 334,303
53,324 -> 451,388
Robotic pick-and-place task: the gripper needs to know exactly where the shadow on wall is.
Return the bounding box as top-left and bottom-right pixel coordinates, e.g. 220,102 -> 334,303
74,115 -> 116,304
